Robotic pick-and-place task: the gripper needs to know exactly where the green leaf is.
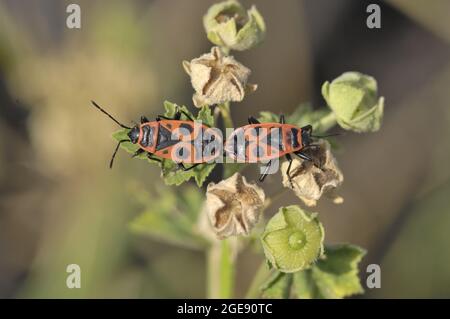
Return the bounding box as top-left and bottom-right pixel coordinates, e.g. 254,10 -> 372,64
112,101 -> 216,186
129,186 -> 207,250
287,104 -> 329,130
260,271 -> 293,299
197,105 -> 215,127
177,186 -> 204,222
292,244 -> 366,299
161,160 -> 196,186
223,163 -> 246,179
194,163 -> 216,187
292,269 -> 324,299
258,111 -> 280,123
258,104 -> 330,134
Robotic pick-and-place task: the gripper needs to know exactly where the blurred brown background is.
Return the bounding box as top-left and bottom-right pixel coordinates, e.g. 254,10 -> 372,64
0,0 -> 449,298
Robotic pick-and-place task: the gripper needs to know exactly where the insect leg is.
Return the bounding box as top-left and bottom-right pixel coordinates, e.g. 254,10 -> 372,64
177,163 -> 200,171
279,114 -> 285,124
294,150 -> 313,162
259,160 -> 272,182
157,108 -> 194,121
301,144 -> 321,152
147,153 -> 162,163
156,115 -> 172,121
296,146 -> 323,168
178,109 -> 195,121
140,116 -> 149,124
248,116 -> 260,124
132,148 -> 145,158
301,124 -> 313,135
285,153 -> 294,188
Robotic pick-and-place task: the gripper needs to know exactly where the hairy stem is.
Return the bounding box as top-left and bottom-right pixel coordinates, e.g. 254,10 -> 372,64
245,261 -> 271,298
218,102 -> 234,130
207,239 -> 235,298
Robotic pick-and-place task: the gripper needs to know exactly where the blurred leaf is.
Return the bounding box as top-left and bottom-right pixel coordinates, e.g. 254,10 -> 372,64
129,186 -> 207,250
258,244 -> 365,299
113,101 -> 216,186
260,271 -> 293,299
223,163 -> 246,179
177,186 -> 204,222
258,104 -> 331,134
292,244 -> 366,299
287,104 -> 330,131
292,269 -> 323,298
258,111 -> 280,123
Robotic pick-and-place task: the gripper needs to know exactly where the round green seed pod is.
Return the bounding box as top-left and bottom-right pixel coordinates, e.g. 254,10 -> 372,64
261,205 -> 325,273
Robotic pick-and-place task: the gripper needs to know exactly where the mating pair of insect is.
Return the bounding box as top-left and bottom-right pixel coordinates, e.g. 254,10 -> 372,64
91,101 -> 331,183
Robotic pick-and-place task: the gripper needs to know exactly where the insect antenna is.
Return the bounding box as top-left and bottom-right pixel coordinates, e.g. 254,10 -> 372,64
110,139 -> 129,169
311,132 -> 343,138
91,100 -> 131,129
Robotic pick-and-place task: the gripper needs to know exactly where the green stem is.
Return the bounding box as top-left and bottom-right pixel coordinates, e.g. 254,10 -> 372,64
245,261 -> 271,298
220,46 -> 231,55
218,102 -> 234,129
314,111 -> 337,133
207,239 -> 235,298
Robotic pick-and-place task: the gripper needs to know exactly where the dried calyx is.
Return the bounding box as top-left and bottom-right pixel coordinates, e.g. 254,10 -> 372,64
282,139 -> 343,207
183,46 -> 257,107
205,173 -> 265,239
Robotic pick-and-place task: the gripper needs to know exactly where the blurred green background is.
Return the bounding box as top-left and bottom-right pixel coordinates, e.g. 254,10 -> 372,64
0,0 -> 450,298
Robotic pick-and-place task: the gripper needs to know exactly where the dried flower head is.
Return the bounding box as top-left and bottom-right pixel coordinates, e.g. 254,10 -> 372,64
183,46 -> 257,107
205,173 -> 265,239
281,139 -> 343,207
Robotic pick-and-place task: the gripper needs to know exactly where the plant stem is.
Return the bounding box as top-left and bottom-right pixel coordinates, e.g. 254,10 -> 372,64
207,239 -> 235,298
245,260 -> 272,298
218,102 -> 234,130
220,46 -> 231,55
219,239 -> 234,298
315,111 -> 337,133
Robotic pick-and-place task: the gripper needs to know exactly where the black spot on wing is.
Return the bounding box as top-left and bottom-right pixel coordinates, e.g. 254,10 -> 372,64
156,125 -> 179,151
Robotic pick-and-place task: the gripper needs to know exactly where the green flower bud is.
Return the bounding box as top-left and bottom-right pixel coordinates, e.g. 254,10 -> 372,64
203,0 -> 266,51
261,206 -> 325,273
321,72 -> 384,133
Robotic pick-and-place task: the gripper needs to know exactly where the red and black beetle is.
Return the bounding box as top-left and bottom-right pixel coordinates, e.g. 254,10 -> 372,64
91,101 -> 221,170
224,115 -> 326,183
